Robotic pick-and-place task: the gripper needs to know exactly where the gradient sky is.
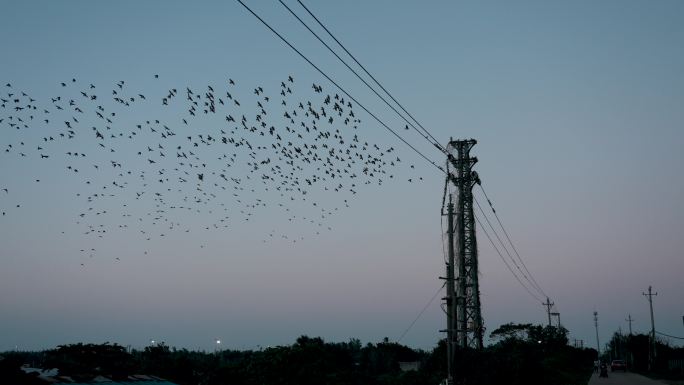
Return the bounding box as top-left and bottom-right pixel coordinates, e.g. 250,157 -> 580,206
1,0 -> 683,352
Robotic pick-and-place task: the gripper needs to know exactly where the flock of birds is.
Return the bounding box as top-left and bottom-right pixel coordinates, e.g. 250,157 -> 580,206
0,75 -> 423,265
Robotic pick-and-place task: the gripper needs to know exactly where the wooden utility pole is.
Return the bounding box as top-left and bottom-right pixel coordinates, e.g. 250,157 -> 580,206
643,286 -> 657,370
626,314 -> 634,335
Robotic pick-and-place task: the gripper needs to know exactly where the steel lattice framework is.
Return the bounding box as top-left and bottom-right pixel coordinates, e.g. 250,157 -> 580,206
447,139 -> 483,349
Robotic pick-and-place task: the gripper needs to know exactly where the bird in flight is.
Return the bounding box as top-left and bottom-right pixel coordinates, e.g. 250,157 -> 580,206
0,73 -> 423,265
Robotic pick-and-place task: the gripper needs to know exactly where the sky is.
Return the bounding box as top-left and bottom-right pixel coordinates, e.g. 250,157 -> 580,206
1,0 -> 683,352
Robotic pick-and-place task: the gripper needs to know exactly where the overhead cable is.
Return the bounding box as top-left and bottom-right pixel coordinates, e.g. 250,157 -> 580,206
478,183 -> 548,298
397,282 -> 446,342
279,0 -> 447,155
236,0 -> 445,173
474,212 -> 544,303
656,331 -> 684,340
295,0 -> 447,153
474,196 -> 546,299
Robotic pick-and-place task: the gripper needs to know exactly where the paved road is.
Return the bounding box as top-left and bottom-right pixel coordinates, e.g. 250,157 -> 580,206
588,371 -> 666,385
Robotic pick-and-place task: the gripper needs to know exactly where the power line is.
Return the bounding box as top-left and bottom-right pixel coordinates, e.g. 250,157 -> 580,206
478,183 -> 548,298
473,195 -> 546,299
478,183 -> 547,297
656,331 -> 684,340
278,0 -> 446,155
235,0 -> 445,173
294,0 -> 446,153
474,212 -> 544,303
397,282 -> 446,342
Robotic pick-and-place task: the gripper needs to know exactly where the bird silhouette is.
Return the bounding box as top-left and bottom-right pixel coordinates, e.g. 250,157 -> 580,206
0,73 -> 422,264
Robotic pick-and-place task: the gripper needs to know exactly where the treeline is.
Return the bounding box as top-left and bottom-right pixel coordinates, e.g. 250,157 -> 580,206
1,324 -> 595,385
604,332 -> 684,380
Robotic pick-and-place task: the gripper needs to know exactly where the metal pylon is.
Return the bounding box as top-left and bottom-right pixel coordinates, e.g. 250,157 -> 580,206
447,138 -> 483,349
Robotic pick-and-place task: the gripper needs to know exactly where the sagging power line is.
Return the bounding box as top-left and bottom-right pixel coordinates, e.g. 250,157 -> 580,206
656,331 -> 684,340
235,0 -> 445,174
294,0 -> 446,153
478,183 -> 548,298
396,282 -> 446,343
278,0 -> 447,155
474,211 -> 544,304
473,195 -> 546,301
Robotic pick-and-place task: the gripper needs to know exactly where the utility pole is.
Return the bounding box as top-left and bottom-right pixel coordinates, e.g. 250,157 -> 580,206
441,195 -> 456,385
447,139 -> 483,349
543,298 -> 555,327
625,317 -> 635,367
456,194 -> 467,349
551,312 -> 561,328
643,286 -> 658,370
594,311 -> 601,358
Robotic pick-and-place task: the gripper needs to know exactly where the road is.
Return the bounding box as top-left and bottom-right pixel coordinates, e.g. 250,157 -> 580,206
588,371 -> 667,385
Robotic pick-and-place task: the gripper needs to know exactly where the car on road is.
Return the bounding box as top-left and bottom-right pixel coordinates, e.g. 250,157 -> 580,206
611,359 -> 627,372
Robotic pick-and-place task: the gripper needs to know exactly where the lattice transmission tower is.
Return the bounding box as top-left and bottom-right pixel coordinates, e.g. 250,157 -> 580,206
443,138 -> 483,351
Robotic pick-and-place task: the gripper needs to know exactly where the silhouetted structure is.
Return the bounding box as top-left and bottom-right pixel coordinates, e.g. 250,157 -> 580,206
447,139 -> 483,350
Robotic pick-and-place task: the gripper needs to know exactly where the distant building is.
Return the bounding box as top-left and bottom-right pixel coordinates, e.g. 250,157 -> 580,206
18,369 -> 179,385
21,366 -> 58,377
398,361 -> 420,372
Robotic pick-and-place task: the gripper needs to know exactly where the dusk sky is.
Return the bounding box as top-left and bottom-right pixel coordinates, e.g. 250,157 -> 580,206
1,0 -> 683,353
